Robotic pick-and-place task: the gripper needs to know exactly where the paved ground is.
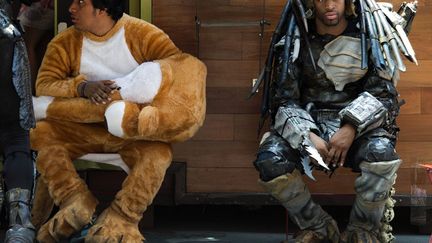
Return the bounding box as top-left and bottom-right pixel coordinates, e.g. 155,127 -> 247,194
142,205 -> 431,243
0,205 -> 430,242
144,231 -> 430,243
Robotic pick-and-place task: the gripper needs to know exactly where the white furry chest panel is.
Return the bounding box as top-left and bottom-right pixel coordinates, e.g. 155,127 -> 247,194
80,27 -> 139,81
317,36 -> 368,91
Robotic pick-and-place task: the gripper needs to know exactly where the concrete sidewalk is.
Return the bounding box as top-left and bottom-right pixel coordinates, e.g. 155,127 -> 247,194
144,230 -> 430,243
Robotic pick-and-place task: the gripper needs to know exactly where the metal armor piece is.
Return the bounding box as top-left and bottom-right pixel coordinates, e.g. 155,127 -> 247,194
339,92 -> 387,136
0,8 -> 21,39
254,132 -> 298,182
274,106 -> 329,174
380,5 -> 417,65
380,187 -> 396,243
318,36 -> 368,91
260,170 -> 340,242
4,188 -> 36,243
398,1 -> 418,34
345,159 -> 401,242
0,4 -> 35,130
274,106 -> 318,150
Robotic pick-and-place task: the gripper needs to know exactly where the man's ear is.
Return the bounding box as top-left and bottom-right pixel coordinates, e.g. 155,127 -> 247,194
96,8 -> 109,17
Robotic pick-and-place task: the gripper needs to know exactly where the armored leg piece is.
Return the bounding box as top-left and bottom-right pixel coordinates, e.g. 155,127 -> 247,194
4,188 -> 36,243
342,159 -> 401,243
260,170 -> 340,243
379,187 -> 396,243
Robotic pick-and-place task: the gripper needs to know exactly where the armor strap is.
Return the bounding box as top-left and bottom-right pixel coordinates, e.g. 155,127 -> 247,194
339,91 -> 387,137
274,105 -> 318,149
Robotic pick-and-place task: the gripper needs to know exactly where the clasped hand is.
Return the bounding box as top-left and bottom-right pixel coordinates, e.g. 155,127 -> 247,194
78,80 -> 119,105
309,123 -> 356,168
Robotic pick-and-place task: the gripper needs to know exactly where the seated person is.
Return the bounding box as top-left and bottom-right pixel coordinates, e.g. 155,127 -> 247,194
252,0 -> 417,242
31,0 -> 206,242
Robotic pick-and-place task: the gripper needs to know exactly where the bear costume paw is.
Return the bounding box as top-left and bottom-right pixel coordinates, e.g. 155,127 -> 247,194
37,192 -> 97,243
85,207 -> 144,243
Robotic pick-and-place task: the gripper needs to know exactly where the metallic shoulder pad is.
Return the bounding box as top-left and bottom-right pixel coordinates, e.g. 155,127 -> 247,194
318,36 -> 368,91
339,91 -> 387,136
274,106 -> 318,149
0,8 -> 22,39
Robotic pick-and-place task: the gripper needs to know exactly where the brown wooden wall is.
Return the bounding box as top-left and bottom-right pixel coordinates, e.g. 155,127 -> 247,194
153,0 -> 432,197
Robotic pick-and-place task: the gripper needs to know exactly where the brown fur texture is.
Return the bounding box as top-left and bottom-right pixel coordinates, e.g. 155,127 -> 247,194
36,15 -> 206,142
86,141 -> 172,242
31,14 -> 205,242
31,180 -> 54,230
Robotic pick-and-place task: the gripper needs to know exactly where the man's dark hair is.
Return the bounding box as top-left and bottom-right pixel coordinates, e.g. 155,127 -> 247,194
91,0 -> 125,21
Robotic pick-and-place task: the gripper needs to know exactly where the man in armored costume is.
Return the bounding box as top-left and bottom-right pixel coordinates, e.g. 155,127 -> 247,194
0,0 -> 36,242
252,0 -> 418,242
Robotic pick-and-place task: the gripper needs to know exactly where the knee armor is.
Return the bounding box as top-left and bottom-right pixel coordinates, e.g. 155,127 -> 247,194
253,132 -> 300,181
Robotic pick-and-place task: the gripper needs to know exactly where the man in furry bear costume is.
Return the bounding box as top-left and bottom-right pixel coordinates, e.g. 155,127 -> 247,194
30,0 -> 206,242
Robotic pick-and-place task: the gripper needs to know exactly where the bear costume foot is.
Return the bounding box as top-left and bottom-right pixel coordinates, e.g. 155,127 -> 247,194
37,192 -> 98,243
86,207 -> 144,243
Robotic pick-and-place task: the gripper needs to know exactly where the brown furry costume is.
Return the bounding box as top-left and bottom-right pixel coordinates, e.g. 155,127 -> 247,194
30,14 -> 206,242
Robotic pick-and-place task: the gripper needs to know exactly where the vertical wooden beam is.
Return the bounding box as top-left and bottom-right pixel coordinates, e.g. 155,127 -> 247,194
128,0 -> 140,18
54,0 -> 58,35
141,0 -> 152,23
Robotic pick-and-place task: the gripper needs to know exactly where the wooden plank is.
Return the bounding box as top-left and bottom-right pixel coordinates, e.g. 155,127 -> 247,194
158,27 -> 197,55
199,30 -> 243,60
173,141 -> 258,168
398,61 -> 432,88
421,87 -> 432,114
186,167 -> 417,194
398,87 -> 421,115
398,114 -> 432,141
192,114 -> 234,141
206,87 -> 261,114
397,142 -> 432,167
241,31 -> 264,60
205,60 -> 260,88
197,0 -> 263,22
153,1 -> 197,55
233,114 -> 272,142
409,34 -> 432,61
234,114 -> 261,141
187,167 -> 262,193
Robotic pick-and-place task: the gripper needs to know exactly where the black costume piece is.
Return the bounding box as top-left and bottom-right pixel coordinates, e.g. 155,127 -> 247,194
1,0 -> 36,242
252,1 -> 418,242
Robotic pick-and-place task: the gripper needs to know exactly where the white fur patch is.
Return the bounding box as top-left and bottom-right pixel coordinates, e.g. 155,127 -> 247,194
78,153 -> 130,174
114,62 -> 162,104
32,96 -> 54,121
105,101 -> 126,138
80,27 -> 139,81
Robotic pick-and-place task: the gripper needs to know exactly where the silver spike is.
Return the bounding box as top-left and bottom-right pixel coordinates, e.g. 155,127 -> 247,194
301,156 -> 316,181
380,4 -> 418,65
292,25 -> 300,62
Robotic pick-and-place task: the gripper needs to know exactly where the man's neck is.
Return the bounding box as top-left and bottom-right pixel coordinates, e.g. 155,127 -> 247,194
90,18 -> 116,37
315,18 -> 348,36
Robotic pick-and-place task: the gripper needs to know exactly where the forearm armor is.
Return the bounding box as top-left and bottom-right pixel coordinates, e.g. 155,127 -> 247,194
274,105 -> 318,149
339,91 -> 387,137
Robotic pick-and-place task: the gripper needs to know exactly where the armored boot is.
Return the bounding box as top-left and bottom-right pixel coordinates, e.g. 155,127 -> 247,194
342,159 -> 401,243
4,188 -> 36,243
260,170 -> 340,243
